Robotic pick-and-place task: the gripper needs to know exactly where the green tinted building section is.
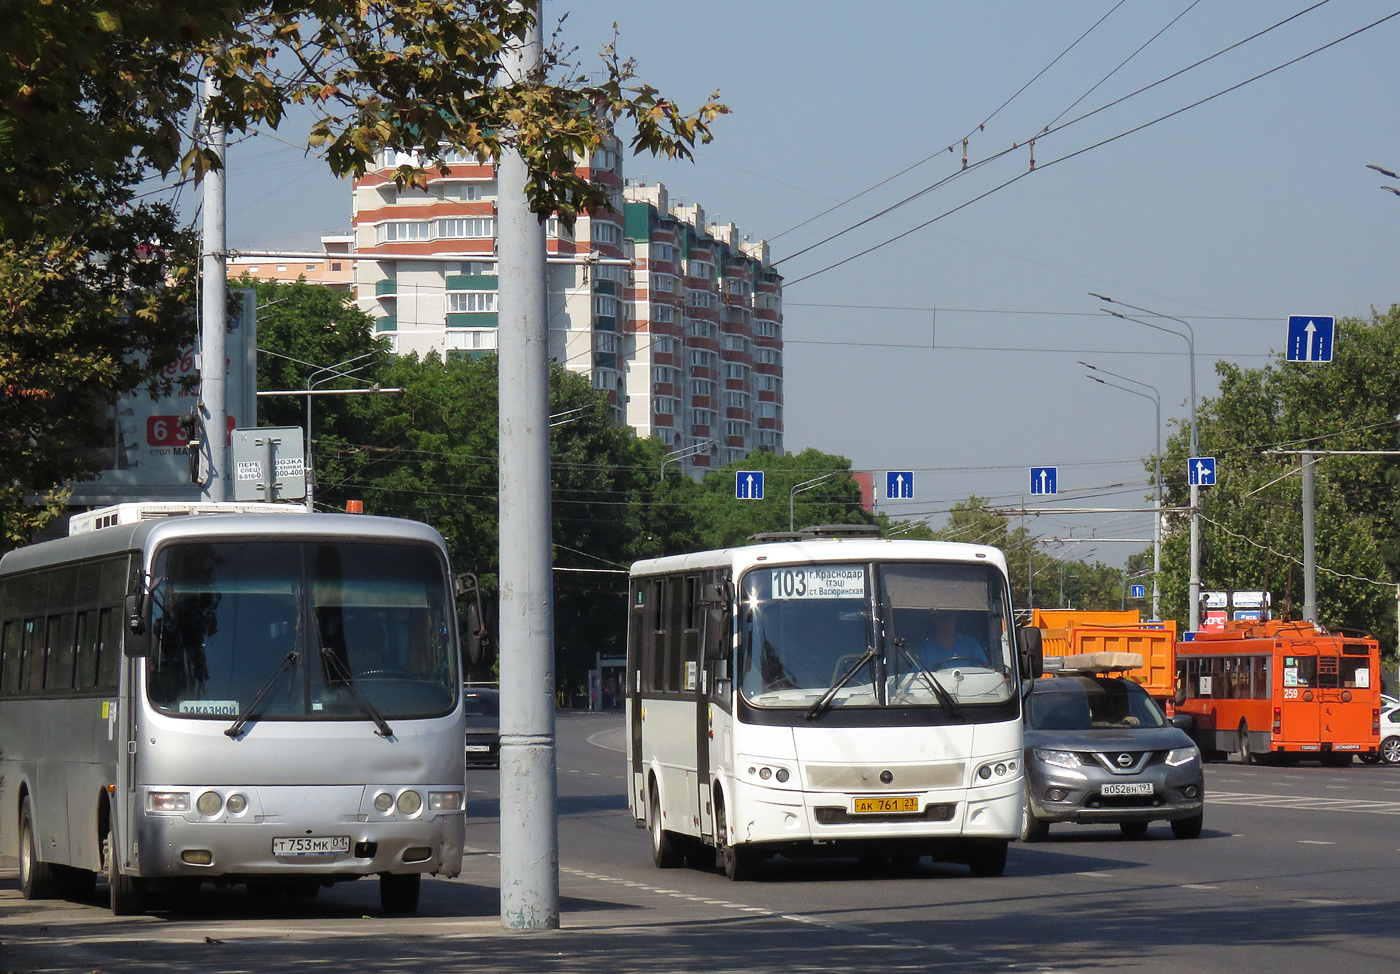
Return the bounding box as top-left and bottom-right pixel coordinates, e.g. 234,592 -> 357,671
375,279 -> 397,296
376,315 -> 397,332
446,274 -> 498,290
446,312 -> 499,328
624,202 -> 652,241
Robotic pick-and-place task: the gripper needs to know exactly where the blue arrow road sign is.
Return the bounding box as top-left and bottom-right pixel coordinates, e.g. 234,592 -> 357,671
1131,584 -> 1146,600
1029,466 -> 1057,495
1286,315 -> 1334,362
886,471 -> 914,499
1188,456 -> 1216,486
735,470 -> 764,500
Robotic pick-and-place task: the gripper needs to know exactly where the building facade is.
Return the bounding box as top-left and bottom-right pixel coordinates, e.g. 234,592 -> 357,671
345,148 -> 782,474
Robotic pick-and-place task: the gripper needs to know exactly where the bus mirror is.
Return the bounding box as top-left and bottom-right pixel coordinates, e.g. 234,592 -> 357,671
703,607 -> 730,661
465,600 -> 493,668
123,593 -> 150,657
702,582 -> 727,606
1018,626 -> 1043,679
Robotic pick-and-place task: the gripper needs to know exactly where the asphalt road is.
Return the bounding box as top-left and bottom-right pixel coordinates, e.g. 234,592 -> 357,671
4,711 -> 1399,974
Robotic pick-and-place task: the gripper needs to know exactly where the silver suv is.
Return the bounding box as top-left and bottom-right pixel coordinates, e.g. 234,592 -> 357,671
1022,674 -> 1204,841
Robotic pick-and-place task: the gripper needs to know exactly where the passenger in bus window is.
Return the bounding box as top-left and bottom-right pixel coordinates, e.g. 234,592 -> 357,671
916,611 -> 987,670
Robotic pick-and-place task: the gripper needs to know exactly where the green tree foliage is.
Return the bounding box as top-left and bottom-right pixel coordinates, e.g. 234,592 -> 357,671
0,175 -> 196,546
1156,306 -> 1400,646
2,1 -> 724,546
687,449 -> 873,549
931,497 -> 1134,615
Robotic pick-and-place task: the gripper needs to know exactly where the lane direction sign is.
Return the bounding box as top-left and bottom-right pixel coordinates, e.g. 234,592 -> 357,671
1029,466 -> 1058,495
1130,584 -> 1146,600
1286,315 -> 1334,363
735,470 -> 764,500
1188,456 -> 1216,487
886,471 -> 914,499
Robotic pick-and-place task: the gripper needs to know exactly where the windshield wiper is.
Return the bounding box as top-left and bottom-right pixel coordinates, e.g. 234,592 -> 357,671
319,645 -> 394,738
897,646 -> 964,720
806,647 -> 877,721
225,651 -> 299,739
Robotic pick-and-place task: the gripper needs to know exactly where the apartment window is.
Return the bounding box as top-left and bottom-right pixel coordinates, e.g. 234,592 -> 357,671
688,350 -> 717,370
595,263 -> 624,282
448,291 -> 498,313
654,397 -> 676,416
455,261 -> 496,276
757,293 -> 782,311
651,305 -> 676,324
685,318 -> 717,340
755,348 -> 782,366
721,335 -> 749,354
446,329 -> 497,350
441,147 -> 488,165
725,391 -> 749,409
724,363 -> 749,381
377,221 -> 431,243
544,216 -> 575,240
690,409 -> 716,428
653,336 -> 683,356
595,332 -> 618,354
686,289 -> 717,310
688,259 -> 714,280
757,402 -> 779,420
592,221 -> 623,247
591,146 -> 619,172
651,274 -> 678,293
691,379 -> 715,398
443,181 -> 493,201
437,217 -> 494,239
652,366 -> 681,386
593,295 -> 620,318
754,320 -> 779,338
758,375 -> 781,393
725,421 -> 749,437
726,279 -> 750,298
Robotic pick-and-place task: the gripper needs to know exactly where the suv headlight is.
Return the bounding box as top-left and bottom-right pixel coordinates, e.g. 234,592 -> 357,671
1034,749 -> 1083,770
1165,745 -> 1200,767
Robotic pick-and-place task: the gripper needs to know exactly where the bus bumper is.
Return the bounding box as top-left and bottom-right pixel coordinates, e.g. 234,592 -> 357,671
130,784 -> 465,880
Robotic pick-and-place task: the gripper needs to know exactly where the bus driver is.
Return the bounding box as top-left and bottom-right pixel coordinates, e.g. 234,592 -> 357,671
916,610 -> 987,670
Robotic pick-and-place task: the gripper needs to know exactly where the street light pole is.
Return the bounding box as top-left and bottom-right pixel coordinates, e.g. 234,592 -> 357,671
1091,294 -> 1200,630
1081,362 -> 1162,620
659,439 -> 714,481
303,353 -> 375,512
790,474 -> 832,532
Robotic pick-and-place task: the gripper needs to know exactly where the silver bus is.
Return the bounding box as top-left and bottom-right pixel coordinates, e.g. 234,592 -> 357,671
0,505 -> 466,915
627,528 -> 1042,880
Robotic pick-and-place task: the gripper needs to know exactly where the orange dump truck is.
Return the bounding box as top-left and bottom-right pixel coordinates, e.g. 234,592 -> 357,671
1032,609 -> 1178,704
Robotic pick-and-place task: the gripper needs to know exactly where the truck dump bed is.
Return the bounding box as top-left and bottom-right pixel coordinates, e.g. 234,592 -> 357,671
1032,609 -> 1177,701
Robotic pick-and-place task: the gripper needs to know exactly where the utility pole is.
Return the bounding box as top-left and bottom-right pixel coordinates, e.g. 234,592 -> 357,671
496,1 -> 558,931
200,73 -> 229,501
1300,452 -> 1317,623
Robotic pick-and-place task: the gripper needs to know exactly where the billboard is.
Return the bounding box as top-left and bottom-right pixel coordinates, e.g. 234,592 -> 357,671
66,291 -> 257,505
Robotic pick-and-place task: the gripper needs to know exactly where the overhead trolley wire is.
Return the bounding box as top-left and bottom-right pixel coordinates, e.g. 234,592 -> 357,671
783,5 -> 1397,287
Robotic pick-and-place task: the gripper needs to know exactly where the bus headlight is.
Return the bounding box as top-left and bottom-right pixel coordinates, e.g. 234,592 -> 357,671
150,791 -> 190,812
397,790 -> 423,815
428,791 -> 462,811
1165,746 -> 1200,767
225,793 -> 247,814
196,791 -> 223,816
374,792 -> 394,813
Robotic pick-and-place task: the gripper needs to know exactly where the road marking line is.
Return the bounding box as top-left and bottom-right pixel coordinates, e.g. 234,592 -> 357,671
1299,839 -> 1335,845
1182,884 -> 1219,889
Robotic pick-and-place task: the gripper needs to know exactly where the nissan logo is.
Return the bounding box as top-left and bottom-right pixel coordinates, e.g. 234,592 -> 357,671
1116,753 -> 1133,768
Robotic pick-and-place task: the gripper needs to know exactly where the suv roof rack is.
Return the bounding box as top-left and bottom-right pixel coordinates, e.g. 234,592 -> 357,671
1043,651 -> 1145,675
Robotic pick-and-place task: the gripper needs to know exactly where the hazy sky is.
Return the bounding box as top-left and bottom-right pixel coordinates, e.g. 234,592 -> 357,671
220,1 -> 1400,567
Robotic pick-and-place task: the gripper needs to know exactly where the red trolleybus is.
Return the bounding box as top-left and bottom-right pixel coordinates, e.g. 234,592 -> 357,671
1174,620 -> 1380,766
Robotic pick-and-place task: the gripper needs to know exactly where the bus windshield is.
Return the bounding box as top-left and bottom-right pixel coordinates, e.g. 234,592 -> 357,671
738,561 -> 1016,711
147,540 -> 457,721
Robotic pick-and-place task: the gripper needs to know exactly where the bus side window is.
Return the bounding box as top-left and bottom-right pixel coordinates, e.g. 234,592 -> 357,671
45,612 -> 77,691
1252,657 -> 1268,699
663,576 -> 685,694
73,611 -> 96,688
97,607 -> 121,689
0,618 -> 20,693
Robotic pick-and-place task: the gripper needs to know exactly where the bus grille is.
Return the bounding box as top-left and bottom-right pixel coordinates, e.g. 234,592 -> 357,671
805,762 -> 966,792
814,803 -> 957,825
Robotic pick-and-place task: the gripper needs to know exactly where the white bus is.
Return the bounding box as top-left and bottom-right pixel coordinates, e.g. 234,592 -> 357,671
0,505 -> 466,915
626,527 -> 1042,880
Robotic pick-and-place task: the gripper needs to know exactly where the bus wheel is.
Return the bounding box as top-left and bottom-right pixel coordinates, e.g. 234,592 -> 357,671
966,839 -> 1008,877
379,873 -> 420,915
19,798 -> 60,900
104,828 -> 147,916
1170,813 -> 1203,839
1238,725 -> 1255,765
648,784 -> 683,869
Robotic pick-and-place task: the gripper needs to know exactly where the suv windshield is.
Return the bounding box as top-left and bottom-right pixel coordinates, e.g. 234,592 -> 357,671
147,540 -> 457,721
1027,677 -> 1167,731
738,561 -> 1016,711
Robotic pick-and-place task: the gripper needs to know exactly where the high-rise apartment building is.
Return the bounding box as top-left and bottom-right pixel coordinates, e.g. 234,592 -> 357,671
349,144 -> 782,474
